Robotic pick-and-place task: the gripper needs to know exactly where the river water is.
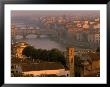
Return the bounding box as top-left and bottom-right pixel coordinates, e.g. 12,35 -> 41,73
16,35 -> 66,51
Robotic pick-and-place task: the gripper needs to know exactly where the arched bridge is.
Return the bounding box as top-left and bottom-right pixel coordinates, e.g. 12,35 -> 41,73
11,27 -> 58,39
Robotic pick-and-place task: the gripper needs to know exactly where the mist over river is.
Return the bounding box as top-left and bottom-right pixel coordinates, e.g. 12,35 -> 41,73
16,35 -> 66,51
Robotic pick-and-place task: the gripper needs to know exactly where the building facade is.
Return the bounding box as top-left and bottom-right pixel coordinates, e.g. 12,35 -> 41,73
12,42 -> 29,58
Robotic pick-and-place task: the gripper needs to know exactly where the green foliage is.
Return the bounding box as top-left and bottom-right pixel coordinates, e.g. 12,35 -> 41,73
74,55 -> 82,77
74,55 -> 80,66
22,46 -> 67,67
96,47 -> 100,52
48,48 -> 66,66
22,46 -> 35,58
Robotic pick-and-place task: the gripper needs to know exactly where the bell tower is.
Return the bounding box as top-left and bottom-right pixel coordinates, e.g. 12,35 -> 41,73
11,24 -> 16,43
68,48 -> 74,76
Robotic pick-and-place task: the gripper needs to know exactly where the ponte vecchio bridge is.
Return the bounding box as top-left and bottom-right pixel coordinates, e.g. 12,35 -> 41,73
11,25 -> 91,48
11,25 -> 64,40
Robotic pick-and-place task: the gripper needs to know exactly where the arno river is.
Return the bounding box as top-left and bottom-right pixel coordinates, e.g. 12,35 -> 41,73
16,35 -> 66,51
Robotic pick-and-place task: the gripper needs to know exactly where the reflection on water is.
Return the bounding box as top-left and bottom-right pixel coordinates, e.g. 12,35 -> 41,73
16,35 -> 66,51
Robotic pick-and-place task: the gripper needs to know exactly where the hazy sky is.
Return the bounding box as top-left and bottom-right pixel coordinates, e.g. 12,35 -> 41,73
11,10 -> 100,17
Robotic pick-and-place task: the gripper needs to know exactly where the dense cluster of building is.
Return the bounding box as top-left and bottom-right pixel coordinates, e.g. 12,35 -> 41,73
11,15 -> 100,77
39,15 -> 100,48
39,15 -> 99,31
11,41 -> 100,77
12,15 -> 100,48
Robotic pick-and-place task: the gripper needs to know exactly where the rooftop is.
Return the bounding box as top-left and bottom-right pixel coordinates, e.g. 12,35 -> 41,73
81,52 -> 100,61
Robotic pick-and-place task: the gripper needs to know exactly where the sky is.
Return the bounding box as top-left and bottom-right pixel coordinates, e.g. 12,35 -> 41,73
11,10 -> 100,17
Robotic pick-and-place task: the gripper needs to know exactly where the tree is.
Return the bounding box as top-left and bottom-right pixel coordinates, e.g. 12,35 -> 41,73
40,49 -> 48,61
96,47 -> 100,52
31,48 -> 37,59
22,46 -> 35,58
74,55 -> 81,77
35,49 -> 44,60
48,48 -> 66,66
22,47 -> 67,67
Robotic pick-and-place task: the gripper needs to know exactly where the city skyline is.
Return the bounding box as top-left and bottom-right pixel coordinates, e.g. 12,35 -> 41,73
11,10 -> 100,17
11,10 -> 100,77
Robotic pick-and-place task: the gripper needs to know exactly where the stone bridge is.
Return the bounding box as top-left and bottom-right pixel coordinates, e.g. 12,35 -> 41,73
11,27 -> 58,39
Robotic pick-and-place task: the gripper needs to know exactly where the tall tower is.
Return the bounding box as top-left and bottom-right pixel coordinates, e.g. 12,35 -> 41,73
68,48 -> 74,76
11,24 -> 16,43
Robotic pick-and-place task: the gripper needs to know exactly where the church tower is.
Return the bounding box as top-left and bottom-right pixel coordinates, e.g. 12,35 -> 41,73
68,48 -> 74,76
11,24 -> 16,43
